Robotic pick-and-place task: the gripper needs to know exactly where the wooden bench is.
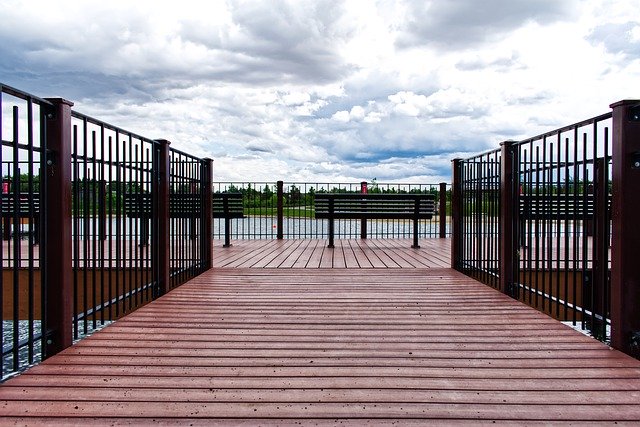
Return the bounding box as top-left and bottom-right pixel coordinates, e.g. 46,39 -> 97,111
519,194 -> 602,220
1,193 -> 40,243
212,193 -> 244,247
314,193 -> 436,248
518,193 -> 611,246
123,192 -> 243,247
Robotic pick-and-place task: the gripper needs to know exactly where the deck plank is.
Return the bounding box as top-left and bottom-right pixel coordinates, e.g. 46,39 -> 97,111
1,240 -> 640,423
291,239 -> 319,268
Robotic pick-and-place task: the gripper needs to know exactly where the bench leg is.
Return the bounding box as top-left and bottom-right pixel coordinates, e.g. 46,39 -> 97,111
223,217 -> 232,248
140,218 -> 149,247
328,218 -> 335,248
411,218 -> 420,249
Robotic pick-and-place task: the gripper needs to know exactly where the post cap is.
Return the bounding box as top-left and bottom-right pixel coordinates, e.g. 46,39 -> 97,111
610,99 -> 640,109
44,97 -> 74,107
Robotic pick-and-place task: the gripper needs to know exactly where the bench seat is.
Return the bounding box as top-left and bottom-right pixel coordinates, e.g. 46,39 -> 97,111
123,192 -> 244,247
314,193 -> 435,248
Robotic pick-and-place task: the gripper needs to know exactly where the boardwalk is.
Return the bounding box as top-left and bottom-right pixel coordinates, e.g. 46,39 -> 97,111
1,239 -> 640,424
212,238 -> 451,268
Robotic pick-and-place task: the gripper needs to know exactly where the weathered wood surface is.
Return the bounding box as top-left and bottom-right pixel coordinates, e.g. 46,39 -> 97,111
1,266 -> 640,423
212,238 -> 451,268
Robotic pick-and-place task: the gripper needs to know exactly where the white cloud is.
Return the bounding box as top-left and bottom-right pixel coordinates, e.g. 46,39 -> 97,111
280,92 -> 311,106
331,110 -> 351,123
1,0 -> 639,184
389,91 -> 429,117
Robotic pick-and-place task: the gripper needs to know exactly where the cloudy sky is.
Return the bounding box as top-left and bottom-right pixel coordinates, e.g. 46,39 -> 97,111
1,0 -> 638,183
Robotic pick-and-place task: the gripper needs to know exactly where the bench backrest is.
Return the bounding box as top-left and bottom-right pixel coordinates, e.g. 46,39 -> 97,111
212,193 -> 244,218
123,192 -> 243,218
518,194 -> 610,220
314,193 -> 436,219
1,193 -> 40,217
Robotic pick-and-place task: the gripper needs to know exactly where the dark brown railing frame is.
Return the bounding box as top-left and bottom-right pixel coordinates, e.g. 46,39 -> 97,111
1,83 -> 213,380
452,100 -> 640,358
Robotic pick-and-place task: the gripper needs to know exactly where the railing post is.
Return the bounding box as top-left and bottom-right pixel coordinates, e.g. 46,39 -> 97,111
155,139 -> 171,296
277,180 -> 284,240
499,141 -> 517,296
43,97 -> 74,357
360,181 -> 367,239
610,99 -> 640,357
451,159 -> 462,269
202,158 -> 213,270
439,182 -> 447,238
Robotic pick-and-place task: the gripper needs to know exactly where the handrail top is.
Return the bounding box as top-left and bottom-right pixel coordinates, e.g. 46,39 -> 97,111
315,193 -> 435,200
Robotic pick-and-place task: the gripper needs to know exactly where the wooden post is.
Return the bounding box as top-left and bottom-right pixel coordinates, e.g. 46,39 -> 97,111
360,181 -> 367,239
439,182 -> 447,238
610,99 -> 640,357
451,159 -> 462,269
155,139 -> 171,295
43,97 -> 74,357
499,141 -> 516,296
277,181 -> 284,240
202,158 -> 213,270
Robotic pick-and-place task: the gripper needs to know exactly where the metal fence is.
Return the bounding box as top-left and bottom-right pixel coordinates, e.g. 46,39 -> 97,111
0,85 -> 49,380
212,181 -> 451,241
453,149 -> 501,288
0,83 -> 212,380
453,112 -> 613,342
513,114 -> 612,340
69,111 -> 161,339
168,148 -> 209,289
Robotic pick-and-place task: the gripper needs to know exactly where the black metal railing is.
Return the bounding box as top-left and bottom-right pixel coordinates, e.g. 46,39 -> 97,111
70,111 -> 159,339
1,83 -> 212,381
454,149 -> 501,288
168,148 -> 208,289
0,84 -> 50,379
212,181 -> 451,241
453,112 -> 613,342
512,113 -> 612,340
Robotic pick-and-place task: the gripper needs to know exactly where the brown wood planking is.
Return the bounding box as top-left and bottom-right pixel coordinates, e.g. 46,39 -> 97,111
211,238 -> 452,269
3,387 -> 640,405
2,265 -> 640,423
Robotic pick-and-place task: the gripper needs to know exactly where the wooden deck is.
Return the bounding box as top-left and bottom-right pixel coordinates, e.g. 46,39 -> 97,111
212,238 -> 451,268
1,239 -> 640,424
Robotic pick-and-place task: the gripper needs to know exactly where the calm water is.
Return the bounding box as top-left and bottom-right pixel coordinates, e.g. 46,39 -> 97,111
215,216 -> 451,239
2,320 -> 111,380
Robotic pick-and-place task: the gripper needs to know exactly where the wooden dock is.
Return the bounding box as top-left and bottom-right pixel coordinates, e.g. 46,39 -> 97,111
1,238 -> 640,424
212,238 -> 451,269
